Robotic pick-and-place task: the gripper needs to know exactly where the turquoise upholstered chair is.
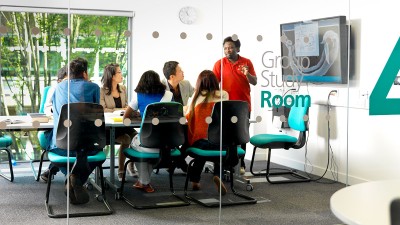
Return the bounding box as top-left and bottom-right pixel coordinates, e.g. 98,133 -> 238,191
117,102 -> 190,209
249,96 -> 311,184
31,86 -> 51,181
0,134 -> 14,182
45,103 -> 112,218
184,100 -> 257,207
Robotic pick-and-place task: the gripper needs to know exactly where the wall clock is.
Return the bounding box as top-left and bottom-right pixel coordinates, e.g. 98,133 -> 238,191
179,6 -> 197,25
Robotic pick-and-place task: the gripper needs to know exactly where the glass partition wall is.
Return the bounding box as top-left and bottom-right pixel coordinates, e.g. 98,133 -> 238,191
0,0 -> 354,222
218,0 -> 351,221
0,4 -> 133,219
0,8 -> 131,162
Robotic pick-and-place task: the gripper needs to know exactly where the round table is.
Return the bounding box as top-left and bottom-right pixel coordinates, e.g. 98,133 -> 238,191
330,179 -> 400,225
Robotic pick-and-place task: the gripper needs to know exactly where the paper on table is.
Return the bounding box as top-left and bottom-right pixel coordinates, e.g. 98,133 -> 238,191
0,118 -> 26,124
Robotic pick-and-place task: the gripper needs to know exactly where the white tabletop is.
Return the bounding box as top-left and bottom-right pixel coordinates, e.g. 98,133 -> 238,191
0,114 -> 141,130
330,179 -> 400,225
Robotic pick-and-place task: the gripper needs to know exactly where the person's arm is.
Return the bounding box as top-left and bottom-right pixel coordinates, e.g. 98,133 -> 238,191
123,106 -> 133,119
99,87 -> 115,112
241,62 -> 257,86
123,106 -> 140,119
246,72 -> 257,86
120,85 -> 128,109
43,87 -> 55,116
123,93 -> 140,119
212,60 -> 222,82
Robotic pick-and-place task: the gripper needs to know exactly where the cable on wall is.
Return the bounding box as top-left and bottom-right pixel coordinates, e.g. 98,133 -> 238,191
305,90 -> 339,183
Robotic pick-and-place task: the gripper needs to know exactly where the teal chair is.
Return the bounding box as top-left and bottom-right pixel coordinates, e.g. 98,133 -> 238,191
0,134 -> 14,182
249,96 -> 311,184
184,100 -> 257,207
31,86 -> 51,181
117,102 -> 190,209
45,103 -> 112,218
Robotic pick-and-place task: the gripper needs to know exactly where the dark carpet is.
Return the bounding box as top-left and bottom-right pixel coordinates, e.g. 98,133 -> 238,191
0,160 -> 345,225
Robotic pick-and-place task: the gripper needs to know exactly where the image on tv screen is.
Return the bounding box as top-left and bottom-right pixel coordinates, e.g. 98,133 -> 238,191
280,16 -> 348,84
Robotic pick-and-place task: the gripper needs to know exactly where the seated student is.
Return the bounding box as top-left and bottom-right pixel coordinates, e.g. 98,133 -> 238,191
40,66 -> 67,181
100,63 -> 137,181
49,57 -> 101,204
123,70 -> 173,193
185,70 -> 229,195
44,65 -> 67,116
162,61 -> 194,172
162,61 -> 194,111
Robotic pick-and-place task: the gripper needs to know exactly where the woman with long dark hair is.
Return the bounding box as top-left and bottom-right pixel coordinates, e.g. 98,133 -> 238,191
186,70 -> 229,195
123,70 -> 172,193
100,63 -> 137,181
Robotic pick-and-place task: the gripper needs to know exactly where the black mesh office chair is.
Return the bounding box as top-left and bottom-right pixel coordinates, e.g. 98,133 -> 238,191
184,100 -> 257,207
117,102 -> 190,209
45,103 -> 113,218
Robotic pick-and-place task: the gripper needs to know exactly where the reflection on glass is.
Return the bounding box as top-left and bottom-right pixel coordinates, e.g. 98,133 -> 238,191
0,11 -> 129,163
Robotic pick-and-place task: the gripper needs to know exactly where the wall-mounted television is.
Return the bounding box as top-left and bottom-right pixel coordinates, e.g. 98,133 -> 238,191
280,16 -> 348,84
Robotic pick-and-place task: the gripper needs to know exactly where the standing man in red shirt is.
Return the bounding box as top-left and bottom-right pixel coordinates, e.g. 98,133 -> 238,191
213,36 -> 257,175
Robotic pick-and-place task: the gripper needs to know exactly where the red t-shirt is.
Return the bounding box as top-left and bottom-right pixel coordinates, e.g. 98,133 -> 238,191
213,55 -> 256,111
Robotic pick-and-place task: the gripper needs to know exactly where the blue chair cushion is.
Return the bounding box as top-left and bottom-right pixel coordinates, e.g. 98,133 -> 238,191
124,147 -> 181,159
250,134 -> 297,147
47,151 -> 106,164
0,135 -> 12,148
186,146 -> 245,157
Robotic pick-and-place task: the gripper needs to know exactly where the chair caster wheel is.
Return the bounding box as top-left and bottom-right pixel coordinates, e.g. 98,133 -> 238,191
246,184 -> 254,191
86,183 -> 93,191
96,194 -> 104,202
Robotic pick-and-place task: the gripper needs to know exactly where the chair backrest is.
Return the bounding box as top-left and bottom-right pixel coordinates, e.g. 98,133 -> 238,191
287,96 -> 310,132
286,96 -> 310,149
39,86 -> 52,113
139,102 -> 185,148
208,100 -> 250,146
391,198 -> 400,225
56,103 -> 106,151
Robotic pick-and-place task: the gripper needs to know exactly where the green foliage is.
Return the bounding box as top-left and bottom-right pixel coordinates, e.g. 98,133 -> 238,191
0,11 -> 129,115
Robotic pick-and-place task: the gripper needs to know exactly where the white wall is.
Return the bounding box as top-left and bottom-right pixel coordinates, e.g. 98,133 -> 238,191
4,0 -> 400,185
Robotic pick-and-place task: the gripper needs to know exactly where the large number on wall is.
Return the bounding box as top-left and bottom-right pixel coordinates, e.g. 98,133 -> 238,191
370,37 -> 400,115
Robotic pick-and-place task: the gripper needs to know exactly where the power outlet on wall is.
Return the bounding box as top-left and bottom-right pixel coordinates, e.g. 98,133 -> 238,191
328,90 -> 339,106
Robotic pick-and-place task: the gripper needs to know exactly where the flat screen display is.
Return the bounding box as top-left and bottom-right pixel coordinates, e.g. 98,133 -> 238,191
280,16 -> 348,84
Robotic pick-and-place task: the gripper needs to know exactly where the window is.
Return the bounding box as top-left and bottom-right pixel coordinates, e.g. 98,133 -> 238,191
0,7 -> 132,161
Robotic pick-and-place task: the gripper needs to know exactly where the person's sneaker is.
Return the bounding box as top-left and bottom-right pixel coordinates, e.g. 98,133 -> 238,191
69,174 -> 90,204
240,167 -> 246,175
213,176 -> 227,196
142,184 -> 155,193
40,169 -> 51,183
133,181 -> 155,193
127,162 -> 138,178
